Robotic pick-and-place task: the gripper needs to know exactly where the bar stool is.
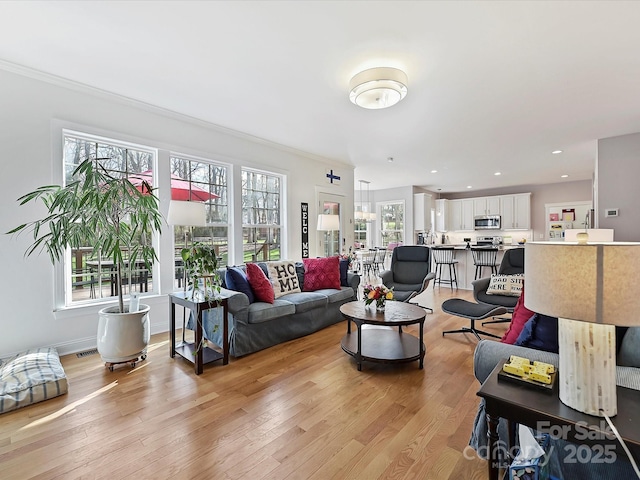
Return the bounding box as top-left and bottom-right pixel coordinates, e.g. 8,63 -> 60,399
471,247 -> 499,280
431,246 -> 458,290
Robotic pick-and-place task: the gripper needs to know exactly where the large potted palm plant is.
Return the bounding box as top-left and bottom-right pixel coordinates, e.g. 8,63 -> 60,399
8,158 -> 163,368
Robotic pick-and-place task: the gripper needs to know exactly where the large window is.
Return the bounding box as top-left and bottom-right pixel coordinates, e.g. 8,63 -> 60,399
63,132 -> 156,305
380,201 -> 404,247
171,156 -> 229,288
242,168 -> 282,262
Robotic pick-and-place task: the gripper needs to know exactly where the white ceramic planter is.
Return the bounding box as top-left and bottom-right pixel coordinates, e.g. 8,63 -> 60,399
97,304 -> 150,365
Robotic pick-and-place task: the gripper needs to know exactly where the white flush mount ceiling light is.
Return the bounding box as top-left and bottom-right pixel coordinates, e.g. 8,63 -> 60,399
349,67 -> 408,109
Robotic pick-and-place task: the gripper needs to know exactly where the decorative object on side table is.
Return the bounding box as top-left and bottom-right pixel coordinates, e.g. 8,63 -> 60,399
497,356 -> 557,393
7,158 -> 163,371
180,242 -> 222,357
181,242 -> 221,301
363,284 -> 394,312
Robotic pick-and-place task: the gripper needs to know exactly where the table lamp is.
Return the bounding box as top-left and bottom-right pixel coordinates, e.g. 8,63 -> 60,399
317,214 -> 340,257
167,200 -> 207,344
525,241 -> 640,417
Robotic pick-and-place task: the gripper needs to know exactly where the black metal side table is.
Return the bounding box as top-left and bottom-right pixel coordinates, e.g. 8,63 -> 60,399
169,291 -> 230,375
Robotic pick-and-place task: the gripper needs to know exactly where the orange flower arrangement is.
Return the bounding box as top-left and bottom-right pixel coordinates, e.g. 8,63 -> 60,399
363,284 -> 394,310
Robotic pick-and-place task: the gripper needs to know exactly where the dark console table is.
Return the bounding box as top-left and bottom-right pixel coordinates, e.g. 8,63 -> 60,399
169,291 -> 229,375
477,361 -> 640,480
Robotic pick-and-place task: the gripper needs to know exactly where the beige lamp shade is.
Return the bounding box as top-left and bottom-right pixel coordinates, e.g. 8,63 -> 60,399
525,241 -> 640,416
525,242 -> 640,326
317,214 -> 340,231
167,200 -> 207,226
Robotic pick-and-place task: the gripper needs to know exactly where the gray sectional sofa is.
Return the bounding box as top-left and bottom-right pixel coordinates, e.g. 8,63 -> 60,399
192,262 -> 360,357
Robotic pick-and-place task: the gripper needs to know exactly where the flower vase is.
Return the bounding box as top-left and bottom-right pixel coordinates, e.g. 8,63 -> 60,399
376,300 -> 386,312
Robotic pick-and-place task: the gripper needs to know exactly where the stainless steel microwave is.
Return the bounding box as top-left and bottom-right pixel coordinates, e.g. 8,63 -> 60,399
474,215 -> 501,230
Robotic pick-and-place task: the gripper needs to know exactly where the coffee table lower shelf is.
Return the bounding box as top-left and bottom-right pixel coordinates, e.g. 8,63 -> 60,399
341,329 -> 425,369
174,342 -> 224,366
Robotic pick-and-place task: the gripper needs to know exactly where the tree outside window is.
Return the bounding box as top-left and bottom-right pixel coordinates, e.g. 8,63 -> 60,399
242,169 -> 282,262
63,133 -> 155,305
380,201 -> 404,247
171,156 -> 229,288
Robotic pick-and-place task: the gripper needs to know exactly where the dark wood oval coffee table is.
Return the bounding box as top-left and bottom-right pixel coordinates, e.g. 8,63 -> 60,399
340,301 -> 427,371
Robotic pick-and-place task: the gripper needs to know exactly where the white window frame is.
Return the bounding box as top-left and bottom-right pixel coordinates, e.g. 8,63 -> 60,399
241,167 -> 286,262
58,128 -> 159,309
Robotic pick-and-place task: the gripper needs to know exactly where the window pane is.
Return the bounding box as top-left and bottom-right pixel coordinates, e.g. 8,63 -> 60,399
171,156 -> 229,289
242,227 -> 281,262
380,202 -> 404,247
64,133 -> 156,305
242,169 -> 282,261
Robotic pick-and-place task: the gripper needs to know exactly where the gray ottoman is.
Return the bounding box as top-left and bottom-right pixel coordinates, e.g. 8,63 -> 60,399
441,299 -> 507,340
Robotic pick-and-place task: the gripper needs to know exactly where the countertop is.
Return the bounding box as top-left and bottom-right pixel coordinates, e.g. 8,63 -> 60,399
426,244 -> 523,250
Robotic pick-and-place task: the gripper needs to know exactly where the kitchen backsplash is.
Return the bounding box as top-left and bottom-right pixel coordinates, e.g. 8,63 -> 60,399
439,231 -> 533,245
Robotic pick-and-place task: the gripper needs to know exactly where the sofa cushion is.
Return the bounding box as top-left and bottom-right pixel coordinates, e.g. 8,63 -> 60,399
514,313 -> 559,353
339,258 -> 349,287
618,327 -> 640,368
486,274 -> 524,297
247,299 -> 296,324
501,285 -> 535,344
302,256 -> 341,291
267,261 -> 302,298
246,262 -> 274,304
314,286 -> 354,304
0,347 -> 68,414
278,291 -> 328,313
225,266 -> 255,303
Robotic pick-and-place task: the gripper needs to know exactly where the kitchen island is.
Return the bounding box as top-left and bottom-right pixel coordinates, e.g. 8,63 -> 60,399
427,244 -> 522,290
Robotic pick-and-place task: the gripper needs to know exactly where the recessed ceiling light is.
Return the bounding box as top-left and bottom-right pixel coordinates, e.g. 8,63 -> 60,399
561,174 -> 569,178
552,150 -> 563,154
388,157 -> 394,163
466,185 -> 472,189
431,170 -> 437,173
494,172 -> 501,176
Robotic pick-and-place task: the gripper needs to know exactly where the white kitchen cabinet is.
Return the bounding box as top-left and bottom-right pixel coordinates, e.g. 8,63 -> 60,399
500,193 -> 531,230
473,196 -> 501,216
448,198 -> 474,231
435,199 -> 448,232
413,193 -> 433,232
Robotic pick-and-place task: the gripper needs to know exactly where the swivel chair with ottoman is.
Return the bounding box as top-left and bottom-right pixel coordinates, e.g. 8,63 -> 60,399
473,247 -> 524,326
379,245 -> 435,313
441,248 -> 524,340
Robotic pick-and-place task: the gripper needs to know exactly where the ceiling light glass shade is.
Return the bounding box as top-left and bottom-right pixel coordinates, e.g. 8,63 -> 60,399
167,200 -> 207,226
349,67 -> 408,109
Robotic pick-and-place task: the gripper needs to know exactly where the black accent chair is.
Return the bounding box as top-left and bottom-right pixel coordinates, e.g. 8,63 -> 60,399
472,247 -> 525,325
379,246 -> 436,313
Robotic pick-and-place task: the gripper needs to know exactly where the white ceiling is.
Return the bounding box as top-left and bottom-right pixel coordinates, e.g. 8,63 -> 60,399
2,1 -> 640,193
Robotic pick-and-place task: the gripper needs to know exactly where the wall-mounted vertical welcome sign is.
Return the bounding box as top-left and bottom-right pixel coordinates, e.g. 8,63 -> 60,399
301,202 -> 309,258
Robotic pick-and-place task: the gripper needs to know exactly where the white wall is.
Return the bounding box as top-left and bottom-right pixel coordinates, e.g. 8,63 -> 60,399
0,67 -> 354,357
597,132 -> 640,241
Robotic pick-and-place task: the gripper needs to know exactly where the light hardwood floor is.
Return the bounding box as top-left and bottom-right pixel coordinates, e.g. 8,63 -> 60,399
0,287 -> 509,479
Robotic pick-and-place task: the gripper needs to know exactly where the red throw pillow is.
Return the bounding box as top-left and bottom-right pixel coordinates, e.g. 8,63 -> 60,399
246,262 -> 274,304
302,256 -> 341,291
501,284 -> 535,344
